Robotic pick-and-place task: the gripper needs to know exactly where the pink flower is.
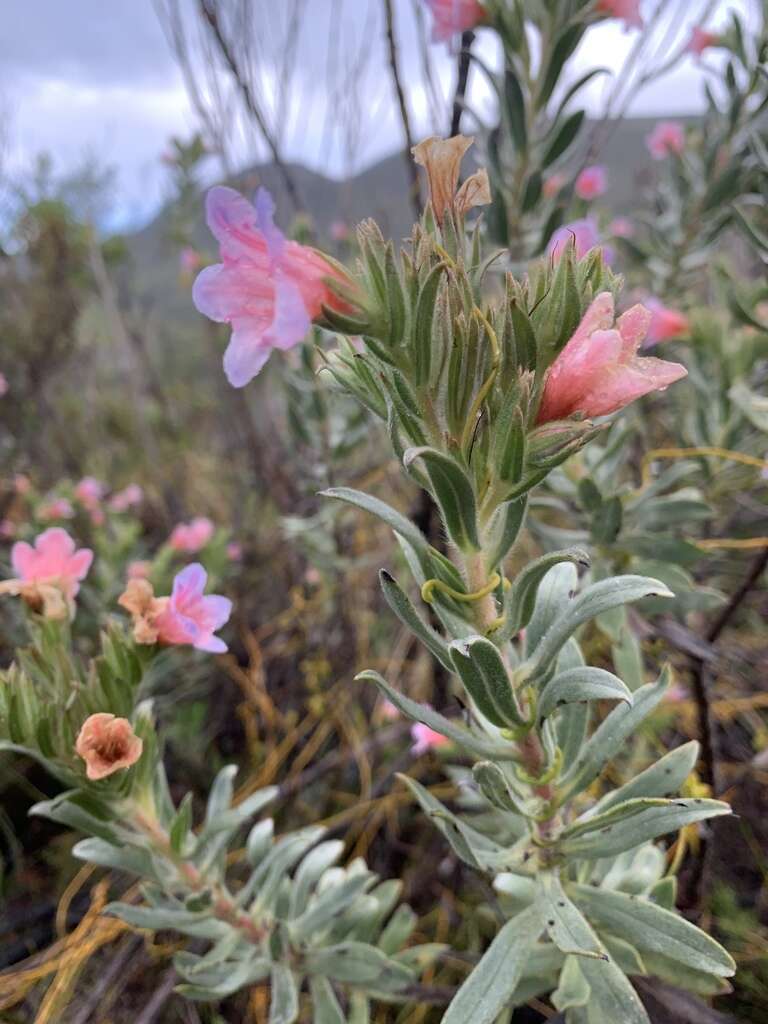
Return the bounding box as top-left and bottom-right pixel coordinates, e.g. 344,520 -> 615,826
646,121 -> 685,160
574,165 -> 607,201
609,216 -> 635,238
411,722 -> 451,756
226,542 -> 243,562
329,220 -> 350,242
597,0 -> 643,29
14,474 -> 32,495
643,298 -> 690,346
75,477 -> 104,509
39,498 -> 75,521
0,373 -> 8,396
0,519 -> 16,539
10,527 -> 93,600
547,218 -> 602,262
542,173 -> 566,199
168,516 -> 215,553
536,292 -> 687,423
75,713 -> 143,781
127,560 -> 152,580
425,0 -> 486,42
153,563 -> 232,653
179,247 -> 202,273
193,186 -> 354,387
687,26 -> 720,57
109,484 -> 144,512
380,699 -> 400,721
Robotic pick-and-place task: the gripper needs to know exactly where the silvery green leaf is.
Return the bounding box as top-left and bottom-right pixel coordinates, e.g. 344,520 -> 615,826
485,497 -> 528,569
72,837 -> 157,878
570,884 -> 736,976
290,840 -> 345,918
450,636 -> 526,728
173,930 -> 242,975
321,487 -> 427,554
303,942 -> 413,992
499,548 -> 589,642
552,956 -> 591,1011
270,964 -> 299,1024
635,952 -> 732,996
526,563 -> 579,654
175,957 -> 272,1000
493,872 -> 537,911
538,667 -> 632,720
379,570 -> 453,671
357,671 -> 518,760
310,976 -> 345,1024
559,669 -> 670,800
246,818 -> 274,866
103,902 -> 229,940
527,576 -> 673,679
250,827 -> 326,914
589,741 -> 699,816
378,904 -> 417,955
290,873 -> 375,939
578,955 -> 650,1024
394,534 -> 473,639
348,993 -> 370,1023
600,845 -> 666,894
600,934 -> 647,975
204,764 -> 238,827
473,761 -> 529,816
202,786 -> 278,836
649,875 -> 677,910
399,775 -> 509,871
538,872 -> 607,960
559,798 -> 730,860
393,943 -> 446,970
30,794 -> 126,844
169,791 -> 194,855
441,904 -> 542,1024
403,447 -> 480,552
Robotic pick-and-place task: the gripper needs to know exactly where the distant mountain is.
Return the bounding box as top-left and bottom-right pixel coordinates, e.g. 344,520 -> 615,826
126,116 -> 697,314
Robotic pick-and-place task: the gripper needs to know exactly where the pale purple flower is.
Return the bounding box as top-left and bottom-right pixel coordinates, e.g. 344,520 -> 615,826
154,563 -> 232,654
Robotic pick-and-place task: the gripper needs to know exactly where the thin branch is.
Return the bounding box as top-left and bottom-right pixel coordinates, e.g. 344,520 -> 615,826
382,0 -> 422,220
450,31 -> 476,136
198,0 -> 304,212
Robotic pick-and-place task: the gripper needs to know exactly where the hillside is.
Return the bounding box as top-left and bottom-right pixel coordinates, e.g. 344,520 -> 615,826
126,116 -> 696,314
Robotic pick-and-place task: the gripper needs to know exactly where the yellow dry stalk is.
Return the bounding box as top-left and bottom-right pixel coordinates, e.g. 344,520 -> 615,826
0,880 -> 130,1019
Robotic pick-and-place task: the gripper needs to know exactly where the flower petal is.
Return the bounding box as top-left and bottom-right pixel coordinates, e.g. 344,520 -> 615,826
263,270 -> 311,351
617,303 -> 652,356
223,321 -> 273,387
205,186 -> 263,261
172,563 -> 207,600
11,541 -> 35,578
254,187 -> 285,263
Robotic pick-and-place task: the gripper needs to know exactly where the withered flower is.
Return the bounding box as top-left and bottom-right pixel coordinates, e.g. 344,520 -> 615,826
412,135 -> 489,225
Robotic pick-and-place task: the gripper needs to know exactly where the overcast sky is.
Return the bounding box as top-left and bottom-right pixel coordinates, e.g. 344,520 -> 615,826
0,0 -> 754,230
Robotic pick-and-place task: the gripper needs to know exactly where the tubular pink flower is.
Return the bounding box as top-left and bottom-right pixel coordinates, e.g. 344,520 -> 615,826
687,26 -> 720,57
597,0 -> 643,29
547,218 -> 603,262
168,516 -> 215,553
542,173 -> 566,199
75,713 -> 143,781
424,0 -> 486,42
10,527 -> 93,600
0,373 -> 8,396
193,186 -> 353,387
646,121 -> 685,160
153,563 -> 232,654
537,292 -> 687,423
329,220 -> 349,242
226,542 -> 243,562
643,298 -> 690,346
574,165 -> 608,200
14,474 -> 32,495
411,722 -> 451,756
179,247 -> 202,273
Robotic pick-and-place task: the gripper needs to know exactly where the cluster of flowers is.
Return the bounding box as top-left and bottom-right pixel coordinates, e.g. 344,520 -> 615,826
0,527 -> 232,780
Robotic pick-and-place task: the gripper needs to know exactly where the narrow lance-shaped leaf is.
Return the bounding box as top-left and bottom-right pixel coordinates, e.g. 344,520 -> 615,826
538,667 -> 632,721
403,447 -> 480,552
449,636 -> 526,728
499,548 -> 590,642
587,741 -> 699,816
559,798 -> 730,861
357,670 -> 519,761
379,570 -> 453,671
559,669 -> 671,800
570,884 -> 736,977
526,576 -> 673,680
441,904 -> 543,1024
269,964 -> 299,1024
320,487 -> 427,555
